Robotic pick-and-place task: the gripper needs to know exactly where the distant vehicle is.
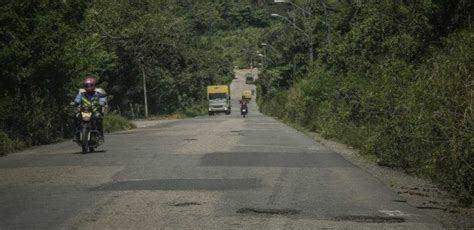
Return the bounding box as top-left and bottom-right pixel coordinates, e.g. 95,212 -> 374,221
207,85 -> 231,116
242,90 -> 252,102
245,73 -> 254,84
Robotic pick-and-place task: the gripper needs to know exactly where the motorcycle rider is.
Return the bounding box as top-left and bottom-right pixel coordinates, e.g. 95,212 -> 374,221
240,96 -> 248,115
74,77 -> 107,140
239,95 -> 248,106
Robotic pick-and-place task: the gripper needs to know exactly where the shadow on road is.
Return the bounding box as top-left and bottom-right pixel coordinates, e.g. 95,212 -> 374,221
72,150 -> 107,155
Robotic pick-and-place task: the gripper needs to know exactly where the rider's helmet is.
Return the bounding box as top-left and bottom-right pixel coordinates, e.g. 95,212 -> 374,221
83,77 -> 97,93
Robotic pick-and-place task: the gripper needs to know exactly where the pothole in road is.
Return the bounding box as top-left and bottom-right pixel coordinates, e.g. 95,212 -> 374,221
237,208 -> 300,215
171,202 -> 201,207
229,130 -> 244,136
183,138 -> 197,141
334,215 -> 405,223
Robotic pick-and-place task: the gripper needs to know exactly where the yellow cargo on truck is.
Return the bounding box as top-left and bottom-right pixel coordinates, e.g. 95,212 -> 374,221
207,85 -> 231,115
242,90 -> 252,102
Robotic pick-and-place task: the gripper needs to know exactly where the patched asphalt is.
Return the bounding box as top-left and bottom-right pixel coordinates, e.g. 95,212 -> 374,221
0,69 -> 443,229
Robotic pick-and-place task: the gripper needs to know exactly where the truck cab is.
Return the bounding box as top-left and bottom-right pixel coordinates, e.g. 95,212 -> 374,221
207,85 -> 231,115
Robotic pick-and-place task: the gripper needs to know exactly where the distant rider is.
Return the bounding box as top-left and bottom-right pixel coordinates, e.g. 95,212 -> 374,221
74,77 -> 107,140
239,95 -> 248,105
240,96 -> 248,112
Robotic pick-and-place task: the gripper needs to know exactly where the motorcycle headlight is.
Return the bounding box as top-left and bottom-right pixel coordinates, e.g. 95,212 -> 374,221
81,112 -> 92,121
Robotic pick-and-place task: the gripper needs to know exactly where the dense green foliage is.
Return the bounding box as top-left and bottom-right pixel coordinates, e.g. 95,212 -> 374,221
0,0 -> 270,155
1,1 -> 91,152
257,1 -> 473,205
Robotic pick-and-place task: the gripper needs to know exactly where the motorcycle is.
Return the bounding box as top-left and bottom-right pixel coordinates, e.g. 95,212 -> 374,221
240,104 -> 248,118
74,106 -> 103,154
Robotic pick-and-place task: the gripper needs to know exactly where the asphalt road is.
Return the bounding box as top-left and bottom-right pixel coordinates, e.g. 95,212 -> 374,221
0,69 -> 443,229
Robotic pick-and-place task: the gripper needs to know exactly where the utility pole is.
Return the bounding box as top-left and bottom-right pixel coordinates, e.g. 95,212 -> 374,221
140,65 -> 149,117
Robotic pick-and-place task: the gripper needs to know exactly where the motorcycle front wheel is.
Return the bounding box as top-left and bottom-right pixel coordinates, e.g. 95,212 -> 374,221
81,127 -> 89,154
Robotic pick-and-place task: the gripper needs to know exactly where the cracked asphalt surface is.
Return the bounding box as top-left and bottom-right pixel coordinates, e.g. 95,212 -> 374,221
0,70 -> 444,229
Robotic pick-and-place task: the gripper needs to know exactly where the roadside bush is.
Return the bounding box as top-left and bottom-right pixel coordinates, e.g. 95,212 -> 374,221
258,29 -> 473,205
258,91 -> 288,119
103,113 -> 136,133
284,83 -> 307,126
180,100 -> 208,117
0,131 -> 14,156
406,30 -> 471,204
369,30 -> 473,204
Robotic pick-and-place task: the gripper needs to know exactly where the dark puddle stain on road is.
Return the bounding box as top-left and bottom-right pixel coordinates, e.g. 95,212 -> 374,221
392,199 -> 408,203
92,178 -> 260,191
334,215 -> 405,223
237,208 -> 300,215
183,138 -> 197,141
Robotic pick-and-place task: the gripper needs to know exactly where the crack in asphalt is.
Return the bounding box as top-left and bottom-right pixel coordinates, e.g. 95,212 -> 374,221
237,208 -> 300,215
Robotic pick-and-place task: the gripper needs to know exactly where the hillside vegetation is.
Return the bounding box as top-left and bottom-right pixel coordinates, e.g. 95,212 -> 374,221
0,0 -> 268,154
256,1 -> 473,205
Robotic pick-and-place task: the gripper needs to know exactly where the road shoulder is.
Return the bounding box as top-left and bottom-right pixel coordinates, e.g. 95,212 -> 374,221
131,118 -> 180,129
309,131 -> 474,229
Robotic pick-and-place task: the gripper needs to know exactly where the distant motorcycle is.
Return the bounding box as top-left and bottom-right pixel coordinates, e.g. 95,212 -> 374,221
240,104 -> 248,118
74,106 -> 103,154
